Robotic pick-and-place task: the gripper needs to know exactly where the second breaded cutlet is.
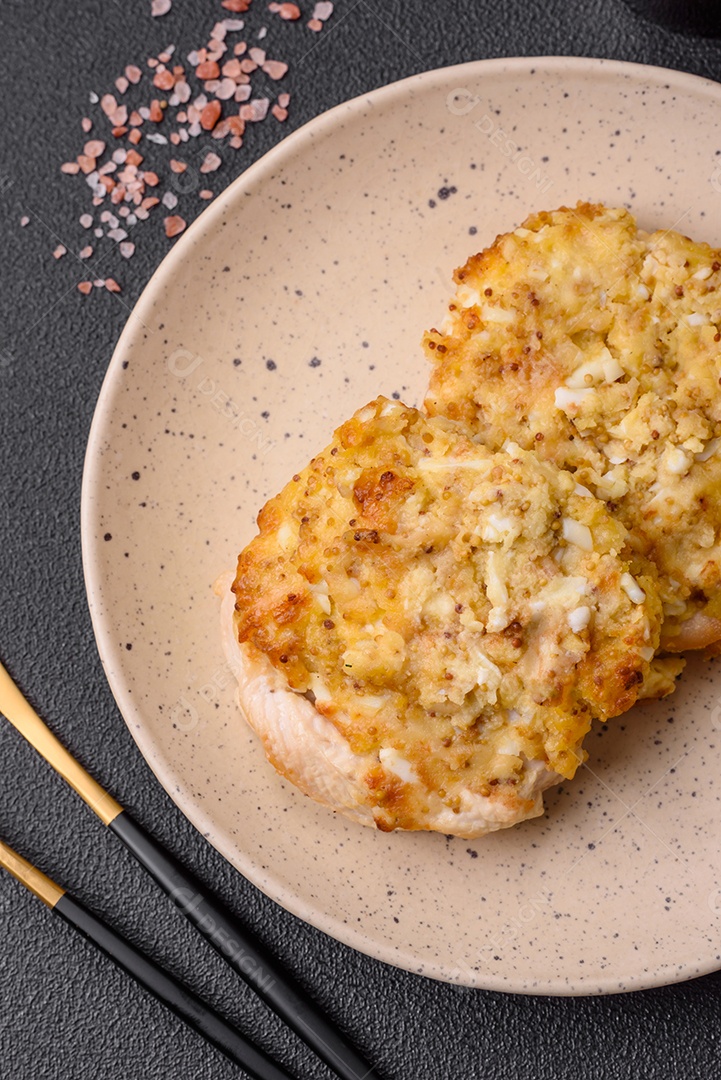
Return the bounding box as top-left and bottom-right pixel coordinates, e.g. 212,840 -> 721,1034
425,202 -> 721,652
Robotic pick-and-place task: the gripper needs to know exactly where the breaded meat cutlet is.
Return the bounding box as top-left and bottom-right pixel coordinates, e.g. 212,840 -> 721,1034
225,398 -> 674,839
424,202 -> 721,653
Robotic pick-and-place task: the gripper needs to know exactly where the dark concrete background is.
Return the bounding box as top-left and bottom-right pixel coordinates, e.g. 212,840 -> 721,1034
2,1 -> 721,1077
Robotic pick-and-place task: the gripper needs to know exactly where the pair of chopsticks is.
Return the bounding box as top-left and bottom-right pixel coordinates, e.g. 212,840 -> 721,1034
0,660 -> 378,1080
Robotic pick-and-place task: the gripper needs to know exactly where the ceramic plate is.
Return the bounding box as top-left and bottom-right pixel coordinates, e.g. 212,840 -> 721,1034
82,57 -> 721,995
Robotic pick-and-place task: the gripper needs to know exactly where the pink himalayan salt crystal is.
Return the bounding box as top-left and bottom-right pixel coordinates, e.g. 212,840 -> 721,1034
263,59 -> 287,80
240,97 -> 269,122
200,151 -> 222,173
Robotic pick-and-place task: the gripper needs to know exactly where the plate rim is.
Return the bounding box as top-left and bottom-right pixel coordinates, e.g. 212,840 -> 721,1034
82,54 -> 721,996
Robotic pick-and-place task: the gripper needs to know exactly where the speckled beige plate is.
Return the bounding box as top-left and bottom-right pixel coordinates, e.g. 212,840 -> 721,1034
82,58 -> 721,995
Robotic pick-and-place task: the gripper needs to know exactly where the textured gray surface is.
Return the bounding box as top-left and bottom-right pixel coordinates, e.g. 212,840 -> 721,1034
3,1 -> 721,1077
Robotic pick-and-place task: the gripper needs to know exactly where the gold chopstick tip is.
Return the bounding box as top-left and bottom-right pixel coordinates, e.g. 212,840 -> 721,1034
0,839 -> 65,909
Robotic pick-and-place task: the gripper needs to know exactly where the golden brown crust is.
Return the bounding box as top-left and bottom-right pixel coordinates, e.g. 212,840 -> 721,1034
425,202 -> 721,648
232,398 -> 668,833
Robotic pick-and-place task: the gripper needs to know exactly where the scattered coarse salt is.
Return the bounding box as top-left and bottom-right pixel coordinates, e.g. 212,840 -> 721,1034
313,1 -> 333,18
240,97 -> 269,122
200,99 -> 222,130
307,18 -> 323,30
51,4 -> 304,296
84,139 -> 106,159
20,216 -> 29,227
78,282 -> 93,294
153,68 -> 176,91
53,245 -> 67,259
222,57 -> 242,77
197,59 -> 221,79
215,77 -> 237,100
164,215 -> 186,237
100,93 -> 117,116
200,151 -> 222,173
263,59 -> 288,80
105,277 -> 122,292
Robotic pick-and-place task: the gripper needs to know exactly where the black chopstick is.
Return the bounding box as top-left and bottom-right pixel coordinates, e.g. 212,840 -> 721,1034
0,838 -> 293,1080
0,659 -> 379,1080
109,810 -> 377,1080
